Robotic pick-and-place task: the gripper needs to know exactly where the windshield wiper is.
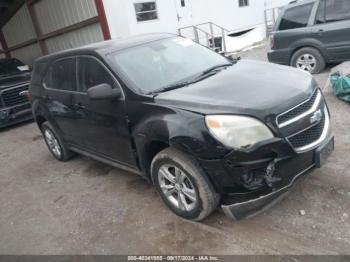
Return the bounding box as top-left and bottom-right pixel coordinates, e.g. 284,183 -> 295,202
147,63 -> 233,96
147,81 -> 192,96
200,63 -> 233,76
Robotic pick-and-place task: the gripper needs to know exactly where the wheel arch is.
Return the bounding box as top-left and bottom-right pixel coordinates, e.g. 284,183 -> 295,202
140,140 -> 170,181
35,115 -> 47,130
289,43 -> 328,65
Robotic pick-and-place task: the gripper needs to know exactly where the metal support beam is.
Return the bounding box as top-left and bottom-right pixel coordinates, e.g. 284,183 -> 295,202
26,0 -> 48,55
0,29 -> 10,58
38,16 -> 99,41
94,0 -> 111,40
0,17 -> 99,55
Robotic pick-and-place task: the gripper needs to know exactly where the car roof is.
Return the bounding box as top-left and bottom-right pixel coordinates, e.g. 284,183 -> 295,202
35,33 -> 176,63
285,0 -> 317,8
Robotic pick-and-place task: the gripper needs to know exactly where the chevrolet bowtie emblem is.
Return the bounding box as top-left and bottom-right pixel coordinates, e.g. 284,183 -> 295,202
310,109 -> 322,124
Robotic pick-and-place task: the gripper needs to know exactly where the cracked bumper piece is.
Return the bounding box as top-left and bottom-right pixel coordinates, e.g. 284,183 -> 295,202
221,164 -> 315,220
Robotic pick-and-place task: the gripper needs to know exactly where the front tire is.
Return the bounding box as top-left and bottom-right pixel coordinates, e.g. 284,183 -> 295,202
151,147 -> 220,221
290,47 -> 326,74
41,122 -> 75,161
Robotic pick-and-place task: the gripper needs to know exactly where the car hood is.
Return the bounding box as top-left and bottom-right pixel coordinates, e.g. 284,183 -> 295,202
0,72 -> 31,90
155,60 -> 317,120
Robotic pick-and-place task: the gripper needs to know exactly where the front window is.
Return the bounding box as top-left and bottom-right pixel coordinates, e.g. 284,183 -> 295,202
77,57 -> 117,92
279,3 -> 314,31
108,37 -> 230,94
0,58 -> 29,77
134,2 -> 158,22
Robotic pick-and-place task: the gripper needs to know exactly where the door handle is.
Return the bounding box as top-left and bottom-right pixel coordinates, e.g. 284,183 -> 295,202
316,29 -> 324,35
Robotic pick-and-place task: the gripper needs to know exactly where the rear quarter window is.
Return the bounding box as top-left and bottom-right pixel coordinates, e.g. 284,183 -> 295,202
279,3 -> 314,31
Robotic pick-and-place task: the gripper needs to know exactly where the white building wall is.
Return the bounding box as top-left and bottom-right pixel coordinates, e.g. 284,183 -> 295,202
103,0 -> 132,38
265,0 -> 291,9
182,0 -> 266,32
103,0 -> 179,38
104,0 -> 288,38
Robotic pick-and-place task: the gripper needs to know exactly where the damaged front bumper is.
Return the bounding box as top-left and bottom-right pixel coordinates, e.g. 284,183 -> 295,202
221,164 -> 314,220
220,136 -> 334,220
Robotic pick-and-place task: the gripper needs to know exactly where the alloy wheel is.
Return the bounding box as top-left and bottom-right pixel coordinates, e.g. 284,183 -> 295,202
296,54 -> 317,72
44,129 -> 62,158
158,164 -> 197,212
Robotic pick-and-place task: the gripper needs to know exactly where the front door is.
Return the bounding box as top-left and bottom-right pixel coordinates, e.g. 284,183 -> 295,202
311,0 -> 350,61
73,56 -> 137,168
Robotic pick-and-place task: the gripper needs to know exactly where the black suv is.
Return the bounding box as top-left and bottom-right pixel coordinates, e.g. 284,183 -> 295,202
268,0 -> 350,74
30,34 -> 334,221
0,58 -> 32,128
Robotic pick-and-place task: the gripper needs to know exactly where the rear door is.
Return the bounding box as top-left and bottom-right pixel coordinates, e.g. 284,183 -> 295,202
311,0 -> 350,61
73,56 -> 137,167
274,2 -> 315,50
43,57 -> 82,144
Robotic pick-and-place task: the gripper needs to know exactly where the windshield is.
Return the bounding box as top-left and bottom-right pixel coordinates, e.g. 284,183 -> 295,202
0,58 -> 29,77
108,37 -> 230,94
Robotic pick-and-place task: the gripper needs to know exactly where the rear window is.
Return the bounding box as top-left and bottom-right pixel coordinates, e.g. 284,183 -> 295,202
44,58 -> 77,92
279,3 -> 314,31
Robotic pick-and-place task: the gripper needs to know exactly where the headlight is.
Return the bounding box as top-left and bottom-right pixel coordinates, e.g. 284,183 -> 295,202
205,115 -> 274,149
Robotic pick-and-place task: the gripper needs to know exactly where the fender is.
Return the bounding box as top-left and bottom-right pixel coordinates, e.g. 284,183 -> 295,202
129,103 -> 229,179
289,38 -> 330,62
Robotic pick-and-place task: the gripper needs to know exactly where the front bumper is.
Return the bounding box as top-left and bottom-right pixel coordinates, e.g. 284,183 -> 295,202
222,164 -> 314,220
220,135 -> 334,220
0,102 -> 33,128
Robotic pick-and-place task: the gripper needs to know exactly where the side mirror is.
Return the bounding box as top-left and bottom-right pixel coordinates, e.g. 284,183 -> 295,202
226,54 -> 241,63
88,83 -> 122,100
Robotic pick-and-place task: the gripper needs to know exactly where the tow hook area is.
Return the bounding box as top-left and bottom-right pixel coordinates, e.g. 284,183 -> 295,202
265,160 -> 282,187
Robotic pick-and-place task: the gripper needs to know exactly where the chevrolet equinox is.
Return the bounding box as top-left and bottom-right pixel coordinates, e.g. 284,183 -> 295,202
30,34 -> 334,221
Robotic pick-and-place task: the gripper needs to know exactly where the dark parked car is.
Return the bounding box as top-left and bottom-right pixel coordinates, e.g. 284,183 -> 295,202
0,58 -> 32,128
268,0 -> 350,74
30,34 -> 334,221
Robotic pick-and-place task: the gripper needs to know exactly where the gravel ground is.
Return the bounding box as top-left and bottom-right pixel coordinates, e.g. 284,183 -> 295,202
0,44 -> 349,255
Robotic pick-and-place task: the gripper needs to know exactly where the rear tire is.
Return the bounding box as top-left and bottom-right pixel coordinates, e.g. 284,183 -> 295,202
151,147 -> 220,221
291,47 -> 326,74
41,122 -> 75,161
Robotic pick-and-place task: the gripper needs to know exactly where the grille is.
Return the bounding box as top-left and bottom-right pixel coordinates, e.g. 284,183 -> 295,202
278,90 -> 319,124
2,85 -> 29,107
288,111 -> 326,149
